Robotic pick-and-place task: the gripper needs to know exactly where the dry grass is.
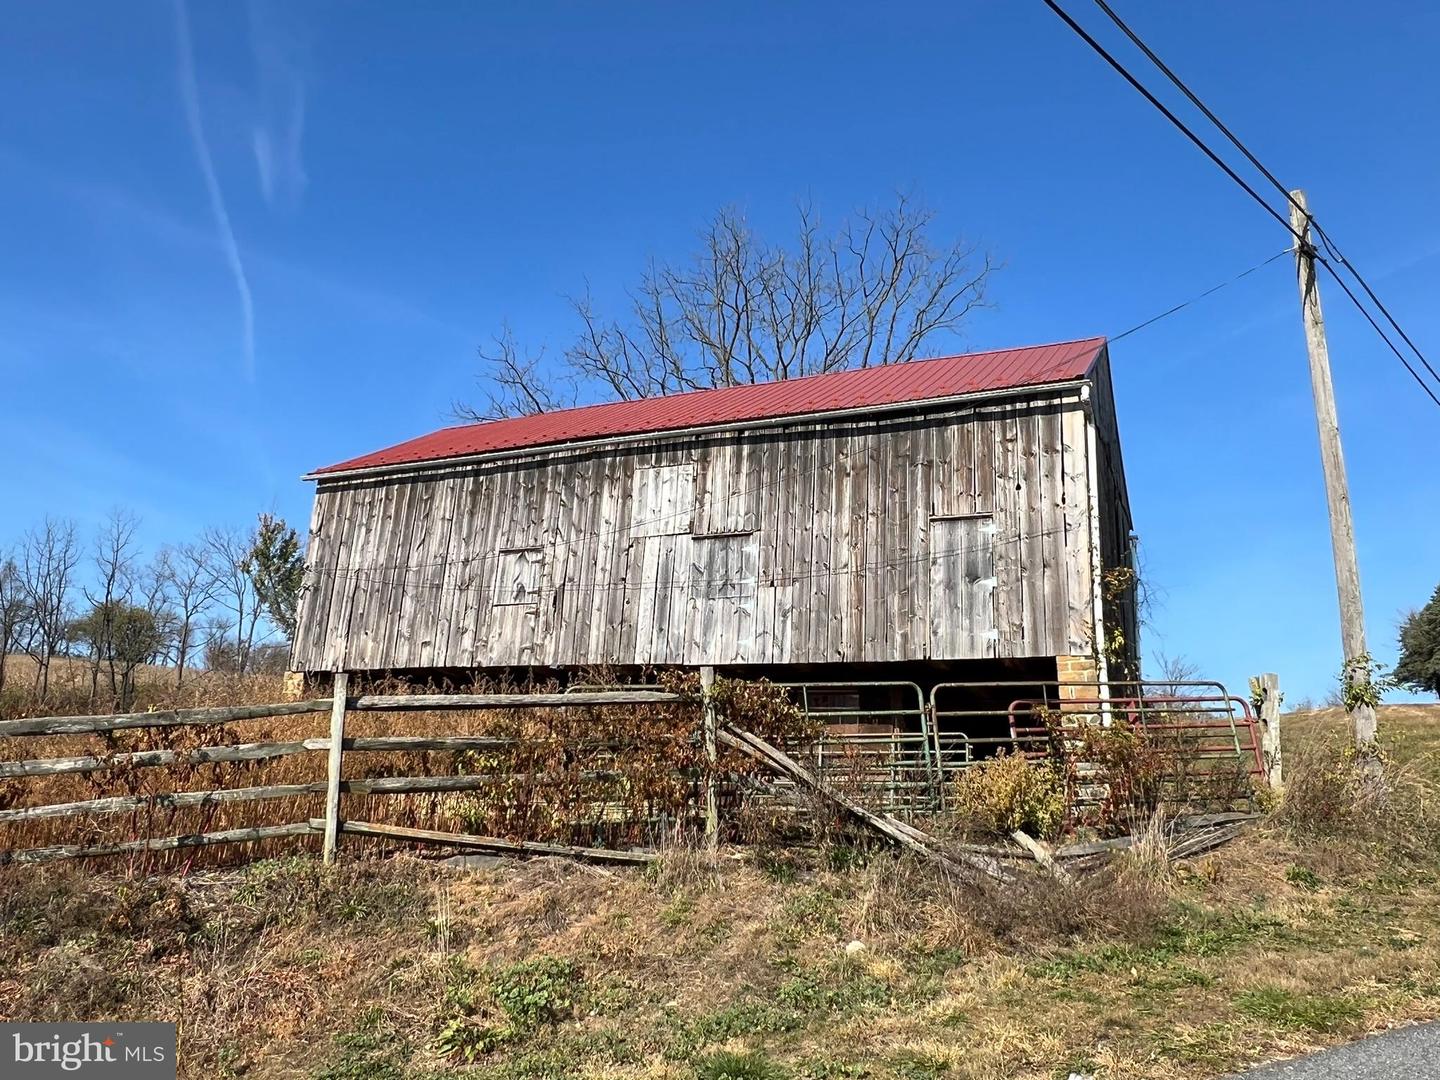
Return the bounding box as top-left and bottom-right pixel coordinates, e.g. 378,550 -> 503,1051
2,810 -> 1438,1080
3,691 -> 1438,1078
0,653 -> 284,717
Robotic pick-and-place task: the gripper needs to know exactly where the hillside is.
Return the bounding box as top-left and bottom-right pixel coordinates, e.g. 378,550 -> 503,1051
1,704 -> 1436,1079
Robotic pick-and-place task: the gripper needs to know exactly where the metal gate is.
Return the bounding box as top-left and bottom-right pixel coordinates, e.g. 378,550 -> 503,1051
779,681 -> 943,815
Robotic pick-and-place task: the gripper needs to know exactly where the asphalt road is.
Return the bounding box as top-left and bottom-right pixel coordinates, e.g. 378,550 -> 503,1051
1230,1023 -> 1440,1078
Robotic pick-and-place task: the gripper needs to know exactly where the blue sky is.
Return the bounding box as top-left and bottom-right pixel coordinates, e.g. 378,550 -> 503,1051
3,1 -> 1437,703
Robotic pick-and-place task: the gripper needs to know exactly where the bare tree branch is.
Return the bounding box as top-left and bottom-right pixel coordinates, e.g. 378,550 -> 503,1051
18,518 -> 80,702
453,324 -> 577,422
461,194 -> 993,418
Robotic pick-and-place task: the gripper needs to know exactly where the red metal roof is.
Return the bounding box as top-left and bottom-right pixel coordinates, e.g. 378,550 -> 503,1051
312,337 -> 1106,476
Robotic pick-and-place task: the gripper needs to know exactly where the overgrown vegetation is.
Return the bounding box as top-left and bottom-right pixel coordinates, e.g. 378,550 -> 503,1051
0,669 -> 818,869
944,706 -> 1257,843
2,705 -> 1437,1079
950,751 -> 1066,840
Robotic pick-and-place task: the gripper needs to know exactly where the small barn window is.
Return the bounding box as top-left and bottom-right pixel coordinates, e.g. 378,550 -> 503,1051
630,462 -> 696,537
694,441 -> 757,534
492,548 -> 543,606
689,533 -> 758,601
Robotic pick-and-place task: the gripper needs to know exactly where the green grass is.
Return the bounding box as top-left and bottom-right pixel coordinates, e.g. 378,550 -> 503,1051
312,1010 -> 412,1080
1031,907 -> 1284,980
696,1049 -> 789,1080
1232,987 -> 1367,1033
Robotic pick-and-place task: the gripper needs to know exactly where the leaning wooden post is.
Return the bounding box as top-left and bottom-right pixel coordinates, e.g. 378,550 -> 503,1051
700,666 -> 719,849
1251,672 -> 1282,790
322,672 -> 348,864
1289,191 -> 1377,752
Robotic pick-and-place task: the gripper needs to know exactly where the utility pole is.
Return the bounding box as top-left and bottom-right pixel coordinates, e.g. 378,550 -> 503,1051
1289,189 -> 1377,750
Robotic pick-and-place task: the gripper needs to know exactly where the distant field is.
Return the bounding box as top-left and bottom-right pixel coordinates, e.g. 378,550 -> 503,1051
1,653 -> 284,716
1285,702 -> 1440,778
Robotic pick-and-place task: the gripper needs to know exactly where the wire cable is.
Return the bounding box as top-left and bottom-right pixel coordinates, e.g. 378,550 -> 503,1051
1040,0 -> 1440,408
1087,0 -> 1440,391
1110,248 -> 1291,344
1039,0 -> 1301,242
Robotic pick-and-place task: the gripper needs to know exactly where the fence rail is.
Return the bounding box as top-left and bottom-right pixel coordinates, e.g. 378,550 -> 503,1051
0,683 -> 702,866
0,700 -> 335,738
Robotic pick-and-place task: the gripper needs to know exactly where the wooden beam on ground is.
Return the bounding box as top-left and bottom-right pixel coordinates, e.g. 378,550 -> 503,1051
321,818 -> 657,865
1167,821 -> 1254,860
0,700 -> 333,738
1049,813 -> 1264,862
349,690 -> 691,711
1053,836 -> 1137,859
718,724 -> 1011,882
3,822 -> 316,864
1011,829 -> 1072,882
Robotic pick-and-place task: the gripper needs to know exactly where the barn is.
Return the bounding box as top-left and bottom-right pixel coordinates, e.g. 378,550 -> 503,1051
289,336 -> 1138,725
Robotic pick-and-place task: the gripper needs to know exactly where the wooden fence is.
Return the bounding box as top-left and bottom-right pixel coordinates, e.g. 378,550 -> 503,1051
0,672 -> 1278,871
0,673 -> 714,867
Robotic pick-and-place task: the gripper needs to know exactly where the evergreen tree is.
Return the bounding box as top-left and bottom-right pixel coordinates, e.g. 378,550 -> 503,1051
245,514 -> 305,643
1395,583 -> 1440,698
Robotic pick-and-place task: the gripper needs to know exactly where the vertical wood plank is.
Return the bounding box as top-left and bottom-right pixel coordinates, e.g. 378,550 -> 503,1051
700,665 -> 718,847
1060,403 -> 1092,655
322,671 -> 348,864
1253,672 -> 1283,789
992,406 -> 1021,656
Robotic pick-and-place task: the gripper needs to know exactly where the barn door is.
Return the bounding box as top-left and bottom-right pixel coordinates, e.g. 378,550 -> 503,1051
928,515 -> 997,658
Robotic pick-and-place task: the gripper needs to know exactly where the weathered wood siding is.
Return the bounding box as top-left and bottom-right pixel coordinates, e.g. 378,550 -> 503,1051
292,384 -> 1114,672
1088,349 -> 1139,673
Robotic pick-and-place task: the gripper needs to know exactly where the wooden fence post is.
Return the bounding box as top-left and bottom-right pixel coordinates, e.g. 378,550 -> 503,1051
322,672 -> 348,864
700,666 -> 718,849
1252,672 -> 1282,790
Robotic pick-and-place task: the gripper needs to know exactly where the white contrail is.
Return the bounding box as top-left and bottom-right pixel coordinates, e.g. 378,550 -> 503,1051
249,0 -> 309,209
173,0 -> 257,379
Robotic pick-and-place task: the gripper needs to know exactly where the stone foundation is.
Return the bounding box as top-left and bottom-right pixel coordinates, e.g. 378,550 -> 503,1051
1056,654 -> 1101,707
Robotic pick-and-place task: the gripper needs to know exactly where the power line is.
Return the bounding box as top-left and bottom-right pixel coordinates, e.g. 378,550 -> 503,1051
1040,0 -> 1440,409
1038,0 -> 1301,241
1310,251 -> 1440,407
1087,0 -> 1440,392
1110,248 -> 1291,344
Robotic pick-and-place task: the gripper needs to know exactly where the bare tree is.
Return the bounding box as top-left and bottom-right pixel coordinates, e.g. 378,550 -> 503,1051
0,551 -> 27,695
18,518 -> 80,701
1150,651 -> 1200,697
203,526 -> 265,674
80,509 -> 141,704
157,541 -> 215,686
458,194 -> 993,420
